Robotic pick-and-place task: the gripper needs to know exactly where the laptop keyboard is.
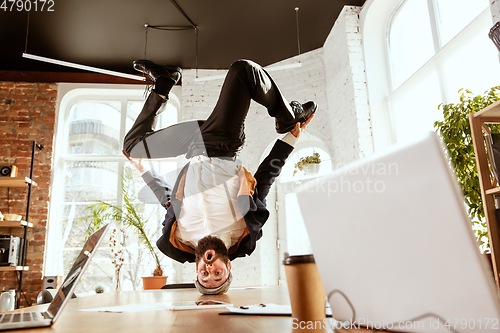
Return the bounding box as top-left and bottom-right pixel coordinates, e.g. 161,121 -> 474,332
0,311 -> 44,324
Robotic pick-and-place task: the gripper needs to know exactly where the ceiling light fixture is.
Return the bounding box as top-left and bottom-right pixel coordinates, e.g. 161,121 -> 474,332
22,53 -> 146,81
194,7 -> 303,82
193,62 -> 303,83
143,0 -> 199,78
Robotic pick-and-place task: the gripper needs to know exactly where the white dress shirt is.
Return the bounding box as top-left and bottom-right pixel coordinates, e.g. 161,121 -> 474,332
175,133 -> 298,249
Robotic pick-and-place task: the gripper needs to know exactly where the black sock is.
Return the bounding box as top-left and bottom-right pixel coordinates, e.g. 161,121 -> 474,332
154,77 -> 175,98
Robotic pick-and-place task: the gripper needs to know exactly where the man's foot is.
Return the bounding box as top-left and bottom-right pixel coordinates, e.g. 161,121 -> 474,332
275,101 -> 317,134
133,59 -> 182,84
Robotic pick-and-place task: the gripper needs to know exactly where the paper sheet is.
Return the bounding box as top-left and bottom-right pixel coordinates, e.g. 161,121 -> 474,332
79,302 -> 172,313
221,303 -> 333,317
79,300 -> 232,313
222,303 -> 292,316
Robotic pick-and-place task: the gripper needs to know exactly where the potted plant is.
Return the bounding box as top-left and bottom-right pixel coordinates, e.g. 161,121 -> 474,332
83,167 -> 167,290
293,152 -> 321,176
434,86 -> 500,253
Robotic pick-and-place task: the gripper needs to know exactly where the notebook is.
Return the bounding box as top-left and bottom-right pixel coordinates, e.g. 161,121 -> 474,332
295,132 -> 500,333
0,224 -> 109,331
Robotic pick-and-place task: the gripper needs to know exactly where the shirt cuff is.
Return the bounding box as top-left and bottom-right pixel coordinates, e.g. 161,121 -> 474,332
280,132 -> 298,147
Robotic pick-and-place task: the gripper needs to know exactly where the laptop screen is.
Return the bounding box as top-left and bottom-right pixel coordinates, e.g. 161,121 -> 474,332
46,224 -> 109,321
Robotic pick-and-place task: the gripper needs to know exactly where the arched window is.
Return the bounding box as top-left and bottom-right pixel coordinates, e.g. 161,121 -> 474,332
272,132 -> 332,281
46,85 -> 181,293
363,0 -> 496,147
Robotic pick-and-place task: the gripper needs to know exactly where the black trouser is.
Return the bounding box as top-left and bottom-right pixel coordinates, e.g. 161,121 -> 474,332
123,59 -> 295,159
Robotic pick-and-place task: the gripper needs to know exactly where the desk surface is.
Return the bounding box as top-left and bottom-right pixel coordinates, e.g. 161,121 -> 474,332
5,286 -> 383,333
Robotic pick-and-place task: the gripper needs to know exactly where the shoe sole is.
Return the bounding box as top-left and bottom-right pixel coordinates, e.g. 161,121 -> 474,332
276,105 -> 317,134
133,60 -> 182,75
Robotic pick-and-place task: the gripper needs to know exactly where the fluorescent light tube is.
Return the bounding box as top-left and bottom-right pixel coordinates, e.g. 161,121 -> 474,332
265,62 -> 302,71
193,73 -> 227,82
22,53 -> 146,81
194,62 -> 302,82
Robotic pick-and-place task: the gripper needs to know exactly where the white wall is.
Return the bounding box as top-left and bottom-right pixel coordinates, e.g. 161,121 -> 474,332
324,6 -> 373,166
491,0 -> 500,22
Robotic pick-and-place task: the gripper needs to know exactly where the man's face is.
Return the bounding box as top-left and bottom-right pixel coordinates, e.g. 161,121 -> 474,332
195,235 -> 232,289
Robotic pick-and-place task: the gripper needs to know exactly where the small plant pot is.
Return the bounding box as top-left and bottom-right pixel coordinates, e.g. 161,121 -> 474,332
142,276 -> 168,290
303,163 -> 320,176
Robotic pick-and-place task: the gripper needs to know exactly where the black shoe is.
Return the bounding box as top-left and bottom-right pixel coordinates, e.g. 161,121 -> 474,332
275,101 -> 317,134
133,59 -> 182,84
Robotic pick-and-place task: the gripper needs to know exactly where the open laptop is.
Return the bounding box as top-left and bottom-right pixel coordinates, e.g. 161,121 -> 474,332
0,224 -> 109,331
295,132 -> 500,333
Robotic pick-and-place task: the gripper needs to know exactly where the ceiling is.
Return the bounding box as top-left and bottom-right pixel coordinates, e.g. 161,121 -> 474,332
0,0 -> 366,74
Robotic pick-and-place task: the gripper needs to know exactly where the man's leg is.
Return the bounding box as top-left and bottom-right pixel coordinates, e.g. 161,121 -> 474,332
198,59 -> 315,155
123,64 -> 204,159
123,91 -> 165,156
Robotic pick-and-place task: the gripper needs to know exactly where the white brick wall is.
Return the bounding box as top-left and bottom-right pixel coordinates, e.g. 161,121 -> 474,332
491,0 -> 500,23
173,5 -> 369,287
323,6 -> 373,166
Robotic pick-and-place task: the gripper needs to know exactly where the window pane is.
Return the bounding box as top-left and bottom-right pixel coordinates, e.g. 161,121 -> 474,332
435,0 -> 489,46
49,89 -> 181,293
63,161 -> 119,202
389,0 -> 435,88
67,101 -> 121,155
70,248 -> 114,296
285,193 -> 313,256
391,71 -> 442,143
442,22 -> 500,102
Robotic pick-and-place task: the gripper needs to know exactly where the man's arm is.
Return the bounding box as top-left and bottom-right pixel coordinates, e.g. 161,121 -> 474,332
253,115 -> 314,202
141,171 -> 172,209
123,151 -> 172,208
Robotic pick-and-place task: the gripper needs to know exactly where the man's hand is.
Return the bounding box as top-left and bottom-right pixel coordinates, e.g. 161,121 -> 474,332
290,114 -> 315,138
122,150 -> 147,174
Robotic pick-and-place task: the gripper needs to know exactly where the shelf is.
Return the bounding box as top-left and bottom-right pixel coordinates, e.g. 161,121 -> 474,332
0,220 -> 33,228
0,266 -> 29,272
0,177 -> 37,188
474,99 -> 500,118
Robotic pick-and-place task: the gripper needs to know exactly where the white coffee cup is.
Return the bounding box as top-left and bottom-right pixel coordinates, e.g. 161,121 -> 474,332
0,290 -> 15,312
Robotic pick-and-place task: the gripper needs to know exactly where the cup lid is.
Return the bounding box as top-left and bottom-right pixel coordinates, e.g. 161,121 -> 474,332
283,254 -> 315,265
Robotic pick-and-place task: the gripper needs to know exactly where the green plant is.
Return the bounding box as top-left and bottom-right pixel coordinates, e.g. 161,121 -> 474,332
293,152 -> 321,176
434,86 -> 500,250
82,167 -> 163,276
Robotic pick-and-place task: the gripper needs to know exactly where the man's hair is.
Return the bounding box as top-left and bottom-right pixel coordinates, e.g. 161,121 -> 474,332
195,235 -> 230,267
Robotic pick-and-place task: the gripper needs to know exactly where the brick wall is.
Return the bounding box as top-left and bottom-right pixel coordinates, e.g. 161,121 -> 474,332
0,82 -> 56,307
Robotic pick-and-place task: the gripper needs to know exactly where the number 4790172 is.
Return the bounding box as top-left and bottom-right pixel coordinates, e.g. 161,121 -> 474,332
1,0 -> 54,12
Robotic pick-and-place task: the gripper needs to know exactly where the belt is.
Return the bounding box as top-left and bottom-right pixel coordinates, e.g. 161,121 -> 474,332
186,146 -> 236,159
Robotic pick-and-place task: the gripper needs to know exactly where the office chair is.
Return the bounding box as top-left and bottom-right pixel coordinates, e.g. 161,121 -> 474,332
160,283 -> 195,289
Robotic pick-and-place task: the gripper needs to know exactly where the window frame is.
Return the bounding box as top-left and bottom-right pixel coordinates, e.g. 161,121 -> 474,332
45,84 -> 182,279
361,0 -> 492,149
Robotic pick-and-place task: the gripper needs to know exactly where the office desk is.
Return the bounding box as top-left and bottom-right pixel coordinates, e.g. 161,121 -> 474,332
6,286 -> 387,333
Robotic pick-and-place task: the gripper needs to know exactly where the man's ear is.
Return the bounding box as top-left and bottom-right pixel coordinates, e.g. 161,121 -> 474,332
227,260 -> 232,270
